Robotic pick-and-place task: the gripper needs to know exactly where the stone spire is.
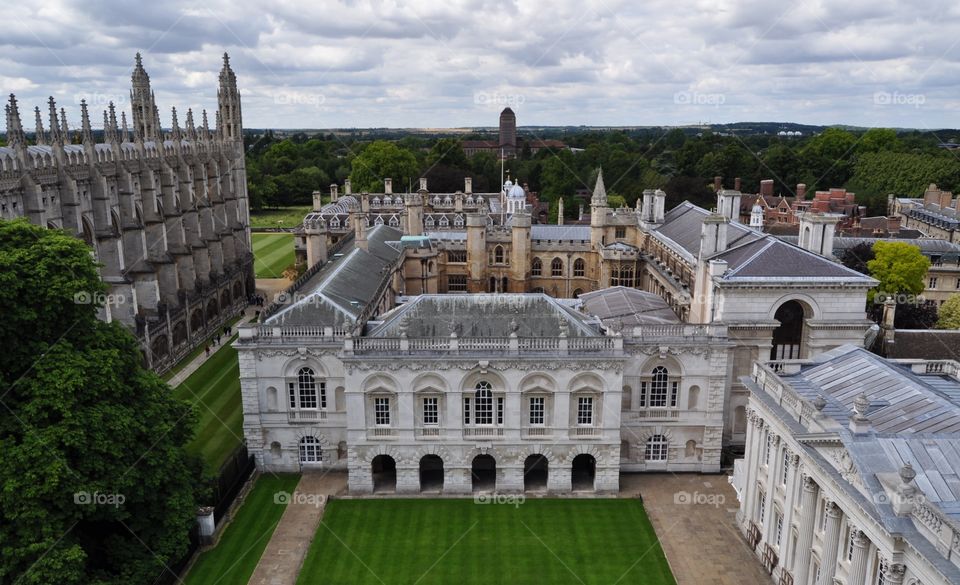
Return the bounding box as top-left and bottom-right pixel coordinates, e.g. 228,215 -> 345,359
60,107 -> 69,142
185,108 -> 197,141
5,94 -> 26,147
47,97 -> 61,146
79,99 -> 92,144
591,167 -> 607,208
217,51 -> 242,142
200,109 -> 211,141
170,106 -> 181,141
215,110 -> 222,139
104,102 -> 119,143
120,111 -> 130,142
34,106 -> 46,145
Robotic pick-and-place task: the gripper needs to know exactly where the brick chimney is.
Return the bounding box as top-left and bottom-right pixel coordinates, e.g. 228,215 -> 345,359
734,177 -> 741,191
797,183 -> 807,199
760,179 -> 774,197
714,176 -> 722,191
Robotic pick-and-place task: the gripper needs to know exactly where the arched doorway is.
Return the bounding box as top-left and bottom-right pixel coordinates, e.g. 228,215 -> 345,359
419,455 -> 444,493
571,454 -> 596,491
471,454 -> 496,492
523,455 -> 548,492
372,455 -> 396,493
771,300 -> 805,359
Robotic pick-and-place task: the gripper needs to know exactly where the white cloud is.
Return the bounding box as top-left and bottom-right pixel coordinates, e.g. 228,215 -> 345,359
2,0 -> 959,129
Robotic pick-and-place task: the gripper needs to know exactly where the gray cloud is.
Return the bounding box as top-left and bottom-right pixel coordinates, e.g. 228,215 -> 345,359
1,0 -> 958,129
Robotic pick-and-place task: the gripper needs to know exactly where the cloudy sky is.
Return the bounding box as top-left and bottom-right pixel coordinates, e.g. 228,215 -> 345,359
3,0 -> 960,130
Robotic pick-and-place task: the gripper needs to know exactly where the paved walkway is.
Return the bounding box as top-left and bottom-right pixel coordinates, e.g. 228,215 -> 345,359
620,473 -> 770,585
165,313 -> 249,388
248,471 -> 348,585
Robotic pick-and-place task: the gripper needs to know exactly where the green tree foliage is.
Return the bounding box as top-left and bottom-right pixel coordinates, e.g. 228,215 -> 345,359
866,241 -> 931,302
349,140 -> 419,193
0,220 -> 204,585
849,151 -> 960,200
937,294 -> 960,329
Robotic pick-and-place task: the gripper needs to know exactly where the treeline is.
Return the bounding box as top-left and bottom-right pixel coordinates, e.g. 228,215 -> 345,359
244,126 -> 960,219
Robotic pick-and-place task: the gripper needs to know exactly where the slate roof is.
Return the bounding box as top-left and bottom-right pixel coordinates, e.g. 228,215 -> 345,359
579,286 -> 680,327
264,225 -> 403,327
530,225 -> 590,241
368,293 -> 600,338
886,330 -> 960,361
781,345 -> 960,433
655,202 -> 875,283
779,235 -> 960,258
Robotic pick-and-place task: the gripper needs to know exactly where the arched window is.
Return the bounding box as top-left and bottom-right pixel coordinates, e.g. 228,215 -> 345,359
290,367 -> 326,409
650,366 -> 669,407
494,245 -> 505,264
645,435 -> 668,461
475,381 -> 493,424
299,436 -> 322,463
551,257 -> 563,277
573,258 -> 585,277
532,257 -> 542,276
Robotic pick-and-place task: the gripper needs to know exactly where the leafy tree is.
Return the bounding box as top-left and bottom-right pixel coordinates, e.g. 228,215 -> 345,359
937,294 -> 960,329
348,140 -> 418,193
425,138 -> 468,170
866,241 -> 931,303
856,128 -> 901,154
0,220 -> 204,585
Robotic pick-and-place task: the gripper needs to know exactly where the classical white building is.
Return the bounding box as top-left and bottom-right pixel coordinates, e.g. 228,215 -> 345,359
734,345 -> 960,585
238,178 -> 880,495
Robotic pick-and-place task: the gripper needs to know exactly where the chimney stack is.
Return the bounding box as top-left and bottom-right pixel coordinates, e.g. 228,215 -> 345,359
797,183 -> 807,199
699,212 -> 729,258
419,177 -> 428,191
714,176 -> 722,191
760,179 -> 774,197
312,190 -> 323,211
797,212 -> 842,257
558,198 -> 565,225
344,178 -> 352,195
734,177 -> 741,191
465,177 -> 473,194
330,183 -> 339,202
384,178 -> 392,194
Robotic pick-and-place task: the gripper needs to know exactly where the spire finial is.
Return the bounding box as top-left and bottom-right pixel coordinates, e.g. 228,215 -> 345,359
59,106 -> 68,141
120,111 -> 129,142
135,52 -> 142,67
185,108 -> 196,140
80,99 -> 92,144
170,106 -> 181,141
591,166 -> 607,207
47,97 -> 61,145
34,106 -> 46,145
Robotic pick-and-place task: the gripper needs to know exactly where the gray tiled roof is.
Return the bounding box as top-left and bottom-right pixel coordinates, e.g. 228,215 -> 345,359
655,202 -> 760,257
368,293 -> 601,338
265,225 -> 403,326
530,225 -> 590,241
579,286 -> 680,327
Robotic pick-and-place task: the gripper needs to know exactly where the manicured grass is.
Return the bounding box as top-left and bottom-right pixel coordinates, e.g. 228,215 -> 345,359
298,498 -> 675,585
249,206 -> 312,229
173,340 -> 244,470
184,474 -> 301,585
252,232 -> 295,278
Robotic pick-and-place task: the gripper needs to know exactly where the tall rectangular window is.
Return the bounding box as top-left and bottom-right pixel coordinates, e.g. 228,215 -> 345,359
615,226 -> 626,239
374,397 -> 390,425
422,397 -> 438,425
497,397 -> 504,425
529,397 -> 544,425
639,382 -> 647,407
577,397 -> 594,425
775,511 -> 783,546
669,381 -> 679,407
758,489 -> 766,522
318,382 -> 327,409
463,397 -> 471,425
782,449 -> 790,485
765,434 -> 773,465
288,382 -> 296,408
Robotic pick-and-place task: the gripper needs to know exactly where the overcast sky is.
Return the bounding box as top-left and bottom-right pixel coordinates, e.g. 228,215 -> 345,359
3,0 -> 959,130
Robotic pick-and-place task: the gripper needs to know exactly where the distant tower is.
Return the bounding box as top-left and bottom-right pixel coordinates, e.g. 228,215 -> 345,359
750,198 -> 764,228
218,53 -> 242,142
499,107 -> 516,159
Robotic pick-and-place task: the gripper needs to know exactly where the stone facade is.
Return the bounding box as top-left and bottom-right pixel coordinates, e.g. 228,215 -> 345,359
0,53 -> 253,372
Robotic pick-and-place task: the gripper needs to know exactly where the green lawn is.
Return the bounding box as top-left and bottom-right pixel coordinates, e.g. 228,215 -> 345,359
173,340 -> 244,470
185,474 -> 301,585
252,232 -> 295,278
298,498 -> 675,585
249,206 -> 312,229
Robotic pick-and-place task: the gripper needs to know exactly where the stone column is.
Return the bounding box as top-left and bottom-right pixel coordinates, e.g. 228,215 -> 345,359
818,501 -> 843,585
883,563 -> 906,585
739,411 -> 763,527
761,433 -> 780,541
847,529 -> 871,585
793,475 -> 820,585
780,451 -> 800,558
